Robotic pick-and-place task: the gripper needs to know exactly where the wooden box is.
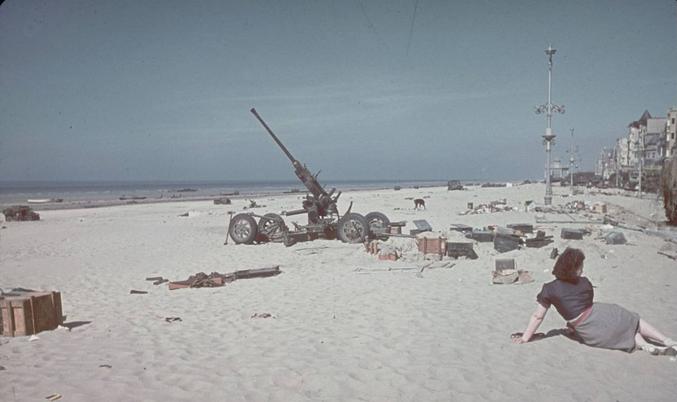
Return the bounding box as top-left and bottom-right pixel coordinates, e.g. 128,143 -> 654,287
416,236 -> 447,256
1,291 -> 63,337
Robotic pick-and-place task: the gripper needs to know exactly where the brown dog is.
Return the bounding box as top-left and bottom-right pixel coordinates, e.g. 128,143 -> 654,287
414,198 -> 426,209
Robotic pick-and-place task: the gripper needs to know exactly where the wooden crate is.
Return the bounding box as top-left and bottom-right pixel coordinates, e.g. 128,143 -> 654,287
416,236 -> 447,256
1,291 -> 63,337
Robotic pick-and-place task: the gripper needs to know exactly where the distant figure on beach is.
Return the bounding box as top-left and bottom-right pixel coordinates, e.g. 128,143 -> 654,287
413,198 -> 426,210
512,247 -> 676,355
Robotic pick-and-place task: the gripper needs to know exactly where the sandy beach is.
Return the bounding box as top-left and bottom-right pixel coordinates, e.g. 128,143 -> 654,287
1,183 -> 677,401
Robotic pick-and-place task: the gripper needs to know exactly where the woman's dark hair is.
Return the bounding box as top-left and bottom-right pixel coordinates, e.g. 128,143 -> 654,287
552,247 -> 585,282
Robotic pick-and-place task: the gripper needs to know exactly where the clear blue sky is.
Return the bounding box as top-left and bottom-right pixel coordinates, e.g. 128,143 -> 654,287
1,0 -> 676,182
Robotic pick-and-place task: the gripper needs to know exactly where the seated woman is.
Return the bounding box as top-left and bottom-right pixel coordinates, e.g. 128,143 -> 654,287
512,247 -> 676,354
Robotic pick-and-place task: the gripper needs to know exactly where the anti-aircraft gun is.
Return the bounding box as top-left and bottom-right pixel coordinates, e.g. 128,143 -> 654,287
227,108 -> 390,246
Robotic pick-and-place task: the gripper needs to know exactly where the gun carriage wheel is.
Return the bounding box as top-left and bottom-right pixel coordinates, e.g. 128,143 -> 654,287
364,211 -> 390,239
228,213 -> 258,244
257,213 -> 287,242
337,213 -> 368,243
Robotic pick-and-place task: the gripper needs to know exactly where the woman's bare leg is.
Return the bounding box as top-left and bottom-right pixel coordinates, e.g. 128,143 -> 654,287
638,319 -> 671,345
635,332 -> 651,350
634,332 -> 668,354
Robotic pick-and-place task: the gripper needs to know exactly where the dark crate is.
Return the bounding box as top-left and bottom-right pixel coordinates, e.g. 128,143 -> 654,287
561,228 -> 585,240
446,242 -> 478,259
466,230 -> 494,242
494,234 -> 521,253
449,224 -> 473,233
525,238 -> 554,248
507,223 -> 533,234
495,258 -> 515,272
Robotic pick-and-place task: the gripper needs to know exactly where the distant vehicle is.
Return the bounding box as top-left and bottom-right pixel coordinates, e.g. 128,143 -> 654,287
447,180 -> 464,191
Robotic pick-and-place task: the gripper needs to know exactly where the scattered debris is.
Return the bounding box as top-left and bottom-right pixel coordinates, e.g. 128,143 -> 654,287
242,199 -> 265,209
507,223 -> 533,234
525,231 -> 554,248
168,266 -> 281,290
99,364 -> 112,369
178,211 -> 200,217
365,239 -> 401,260
387,221 -> 406,235
129,290 -> 148,295
213,197 -> 231,205
492,269 -> 534,285
354,267 -> 418,273
459,199 -> 515,215
449,224 -> 473,233
251,313 -> 275,319
165,317 -> 182,323
410,220 -> 433,236
658,250 -> 677,260
45,393 -> 62,401
550,248 -> 559,259
604,231 -> 627,245
592,202 -> 607,214
145,276 -> 163,281
2,206 -> 40,221
354,263 -> 455,274
659,242 -> 677,257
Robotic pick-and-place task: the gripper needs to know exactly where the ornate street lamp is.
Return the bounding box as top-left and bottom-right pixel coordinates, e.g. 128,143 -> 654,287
535,44 -> 565,205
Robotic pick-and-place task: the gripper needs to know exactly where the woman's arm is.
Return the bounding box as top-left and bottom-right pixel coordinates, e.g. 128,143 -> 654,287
513,304 -> 549,344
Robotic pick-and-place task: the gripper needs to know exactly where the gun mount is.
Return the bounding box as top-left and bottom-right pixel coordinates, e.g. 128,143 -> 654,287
226,108 -> 391,246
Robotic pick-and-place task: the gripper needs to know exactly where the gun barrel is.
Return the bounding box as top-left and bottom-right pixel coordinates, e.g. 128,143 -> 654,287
250,108 -> 296,164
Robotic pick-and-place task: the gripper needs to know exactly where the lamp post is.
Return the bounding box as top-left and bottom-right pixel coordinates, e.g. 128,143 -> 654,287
535,44 -> 565,205
567,128 -> 576,193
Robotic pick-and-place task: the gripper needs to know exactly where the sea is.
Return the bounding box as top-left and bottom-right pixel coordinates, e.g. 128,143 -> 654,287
0,179 -> 449,209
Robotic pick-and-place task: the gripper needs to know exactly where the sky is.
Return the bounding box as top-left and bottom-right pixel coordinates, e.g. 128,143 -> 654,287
1,0 -> 677,182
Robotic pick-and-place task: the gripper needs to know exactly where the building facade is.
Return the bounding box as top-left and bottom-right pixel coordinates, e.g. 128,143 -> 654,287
667,107 -> 677,158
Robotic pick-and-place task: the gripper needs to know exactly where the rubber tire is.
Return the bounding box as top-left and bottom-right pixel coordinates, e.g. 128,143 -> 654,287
228,213 -> 258,244
257,213 -> 286,242
337,213 -> 368,243
364,211 -> 390,239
